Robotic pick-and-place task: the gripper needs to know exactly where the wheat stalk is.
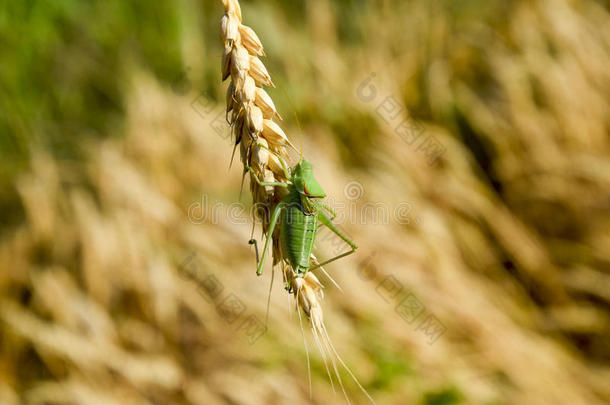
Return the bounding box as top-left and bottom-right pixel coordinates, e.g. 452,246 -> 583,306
219,0 -> 318,309
219,2 -> 375,402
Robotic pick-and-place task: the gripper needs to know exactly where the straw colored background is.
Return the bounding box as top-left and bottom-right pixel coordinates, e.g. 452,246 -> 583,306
1,0 -> 609,404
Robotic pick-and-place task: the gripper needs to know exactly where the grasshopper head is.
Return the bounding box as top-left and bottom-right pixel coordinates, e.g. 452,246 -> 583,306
293,159 -> 326,198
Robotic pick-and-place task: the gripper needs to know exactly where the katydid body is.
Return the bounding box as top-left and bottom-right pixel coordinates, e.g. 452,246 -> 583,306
248,158 -> 357,276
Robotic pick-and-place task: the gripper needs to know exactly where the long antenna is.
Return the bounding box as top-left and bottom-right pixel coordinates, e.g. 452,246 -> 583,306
278,83 -> 304,161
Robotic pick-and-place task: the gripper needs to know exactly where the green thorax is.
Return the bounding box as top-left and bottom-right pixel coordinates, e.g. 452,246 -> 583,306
292,159 -> 326,198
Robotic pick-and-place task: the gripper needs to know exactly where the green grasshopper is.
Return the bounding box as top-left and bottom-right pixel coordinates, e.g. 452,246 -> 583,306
245,157 -> 376,405
246,158 -> 357,278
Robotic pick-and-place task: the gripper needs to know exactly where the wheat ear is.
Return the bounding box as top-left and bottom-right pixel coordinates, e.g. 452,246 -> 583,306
220,0 -> 301,299
219,3 -> 375,402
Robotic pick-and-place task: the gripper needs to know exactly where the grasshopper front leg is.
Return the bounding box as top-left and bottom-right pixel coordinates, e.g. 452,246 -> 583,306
248,239 -> 260,265
319,201 -> 337,220
245,165 -> 289,188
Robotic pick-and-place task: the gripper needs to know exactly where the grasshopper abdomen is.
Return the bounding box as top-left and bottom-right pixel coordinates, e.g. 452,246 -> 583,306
280,186 -> 318,275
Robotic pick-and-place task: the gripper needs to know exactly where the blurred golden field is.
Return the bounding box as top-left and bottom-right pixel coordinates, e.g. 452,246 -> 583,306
1,0 -> 610,404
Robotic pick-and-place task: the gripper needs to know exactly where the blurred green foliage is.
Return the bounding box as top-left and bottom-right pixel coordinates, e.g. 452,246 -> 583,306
0,0 -> 185,226
367,344 -> 413,391
422,386 -> 463,405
